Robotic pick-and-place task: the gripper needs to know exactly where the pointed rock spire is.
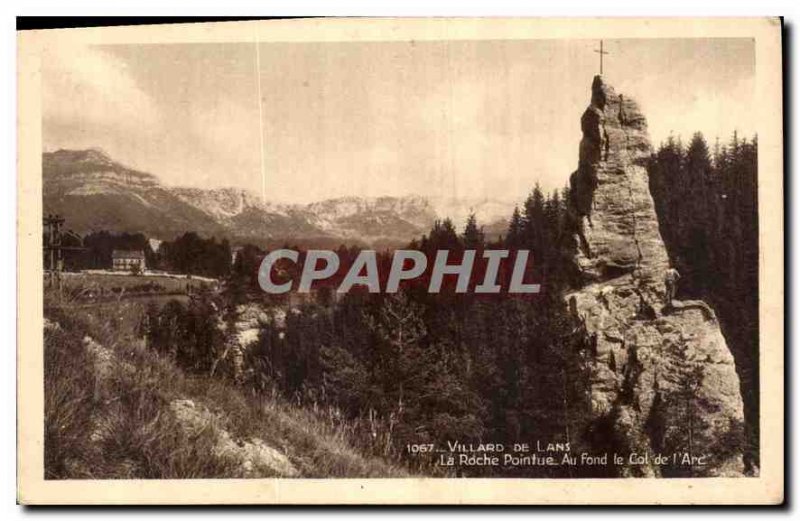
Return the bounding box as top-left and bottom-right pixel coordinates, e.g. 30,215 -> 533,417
565,76 -> 746,477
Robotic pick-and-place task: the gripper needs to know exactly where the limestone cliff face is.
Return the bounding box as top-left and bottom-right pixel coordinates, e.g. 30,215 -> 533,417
566,76 -> 745,477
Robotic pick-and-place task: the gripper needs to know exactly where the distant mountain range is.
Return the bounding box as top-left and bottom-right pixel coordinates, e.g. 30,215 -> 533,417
43,149 -> 512,247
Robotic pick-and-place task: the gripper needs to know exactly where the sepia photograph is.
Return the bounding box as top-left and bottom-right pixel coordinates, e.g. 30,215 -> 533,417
16,17 -> 784,505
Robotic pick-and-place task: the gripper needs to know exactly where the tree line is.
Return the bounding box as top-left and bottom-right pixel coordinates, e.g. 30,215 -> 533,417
56,230 -> 232,279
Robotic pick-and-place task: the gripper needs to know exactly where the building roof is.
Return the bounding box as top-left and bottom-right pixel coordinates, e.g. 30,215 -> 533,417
112,249 -> 146,259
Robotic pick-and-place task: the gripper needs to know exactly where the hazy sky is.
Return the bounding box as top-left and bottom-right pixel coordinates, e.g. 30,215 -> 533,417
42,38 -> 755,205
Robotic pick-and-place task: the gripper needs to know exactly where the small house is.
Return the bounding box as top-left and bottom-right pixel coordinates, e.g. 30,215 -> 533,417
112,250 -> 146,272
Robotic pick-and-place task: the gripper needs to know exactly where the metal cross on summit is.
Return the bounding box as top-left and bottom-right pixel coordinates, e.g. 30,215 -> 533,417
594,40 -> 609,75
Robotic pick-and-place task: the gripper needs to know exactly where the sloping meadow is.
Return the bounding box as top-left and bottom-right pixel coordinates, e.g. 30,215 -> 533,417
43,297 -> 408,479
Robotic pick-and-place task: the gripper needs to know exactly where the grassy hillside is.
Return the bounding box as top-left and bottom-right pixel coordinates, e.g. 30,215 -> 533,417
44,296 -> 409,479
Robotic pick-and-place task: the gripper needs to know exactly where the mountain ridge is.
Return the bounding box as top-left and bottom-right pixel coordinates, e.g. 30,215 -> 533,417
43,148 -> 511,247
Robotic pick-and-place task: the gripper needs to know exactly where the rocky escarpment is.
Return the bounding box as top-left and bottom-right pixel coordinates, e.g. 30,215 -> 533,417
565,76 -> 745,477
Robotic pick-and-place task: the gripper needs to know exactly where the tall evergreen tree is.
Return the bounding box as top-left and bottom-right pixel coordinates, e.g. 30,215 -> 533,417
462,212 -> 485,249
506,206 -> 524,249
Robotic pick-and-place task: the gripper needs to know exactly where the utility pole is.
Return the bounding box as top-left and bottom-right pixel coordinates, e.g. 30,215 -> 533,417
43,214 -> 65,290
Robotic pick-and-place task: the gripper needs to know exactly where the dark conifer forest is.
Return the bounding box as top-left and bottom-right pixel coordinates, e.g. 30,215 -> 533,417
143,186 -> 602,476
647,132 -> 759,468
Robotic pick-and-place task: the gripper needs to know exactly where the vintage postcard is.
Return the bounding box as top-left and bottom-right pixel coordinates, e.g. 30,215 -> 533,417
17,18 -> 784,504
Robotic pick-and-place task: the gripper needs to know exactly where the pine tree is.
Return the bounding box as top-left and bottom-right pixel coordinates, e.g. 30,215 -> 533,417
522,184 -> 546,251
462,212 -> 485,249
506,206 -> 524,249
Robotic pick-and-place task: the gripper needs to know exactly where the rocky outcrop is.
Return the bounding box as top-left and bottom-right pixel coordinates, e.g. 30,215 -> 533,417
566,76 -> 745,477
219,303 -> 272,383
170,399 -> 299,478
